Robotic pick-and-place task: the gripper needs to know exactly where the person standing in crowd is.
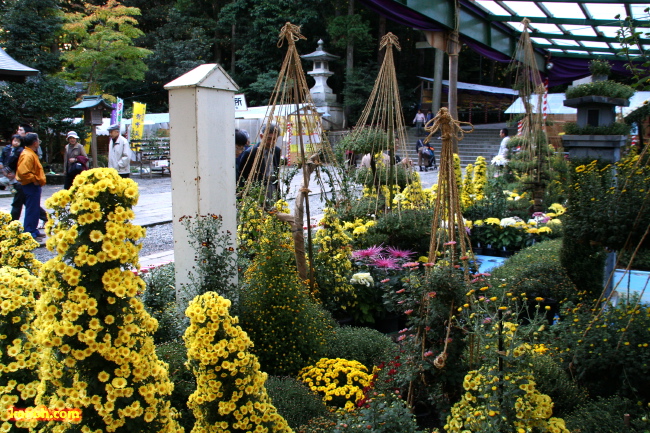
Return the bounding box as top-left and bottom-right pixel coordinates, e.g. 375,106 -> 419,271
238,123 -> 281,201
497,128 -> 510,158
4,132 -> 48,226
108,124 -> 131,178
425,109 -> 434,123
413,109 -> 426,136
17,123 -> 43,159
63,131 -> 88,189
16,133 -> 46,241
0,134 -> 23,192
235,129 -> 250,181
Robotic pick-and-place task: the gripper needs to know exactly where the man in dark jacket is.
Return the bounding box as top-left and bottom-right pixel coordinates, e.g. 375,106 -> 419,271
238,123 -> 282,201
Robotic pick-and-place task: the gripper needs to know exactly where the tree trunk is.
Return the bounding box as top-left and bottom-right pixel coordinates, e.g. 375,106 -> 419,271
231,24 -> 236,76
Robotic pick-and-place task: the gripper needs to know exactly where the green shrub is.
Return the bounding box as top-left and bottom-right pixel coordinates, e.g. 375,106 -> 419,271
333,392 -> 425,433
565,396 -> 650,433
295,416 -> 338,433
265,377 -> 330,429
140,263 -> 182,344
563,121 -> 631,136
339,127 -> 389,155
545,298 -> 650,402
355,208 -> 433,256
355,164 -> 412,190
326,326 -> 396,369
240,216 -> 333,375
565,80 -> 635,99
179,214 -> 238,314
531,354 -> 587,418
490,239 -> 579,303
155,341 -> 196,432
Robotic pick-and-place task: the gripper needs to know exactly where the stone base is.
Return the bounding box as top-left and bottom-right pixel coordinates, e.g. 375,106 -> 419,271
561,135 -> 626,162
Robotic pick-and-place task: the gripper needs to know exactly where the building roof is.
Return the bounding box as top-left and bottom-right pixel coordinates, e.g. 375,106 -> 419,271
70,95 -> 113,111
0,48 -> 38,82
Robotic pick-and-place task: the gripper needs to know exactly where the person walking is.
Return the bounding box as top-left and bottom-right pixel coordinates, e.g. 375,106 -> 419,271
16,133 -> 46,240
63,131 -> 88,189
108,124 -> 131,177
413,110 -> 426,136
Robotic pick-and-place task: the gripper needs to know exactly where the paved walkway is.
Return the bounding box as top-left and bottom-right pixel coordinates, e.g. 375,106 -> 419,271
2,167 -> 439,269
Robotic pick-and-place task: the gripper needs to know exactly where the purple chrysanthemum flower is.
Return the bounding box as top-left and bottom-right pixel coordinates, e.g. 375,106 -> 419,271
352,245 -> 384,260
371,256 -> 400,269
386,246 -> 415,260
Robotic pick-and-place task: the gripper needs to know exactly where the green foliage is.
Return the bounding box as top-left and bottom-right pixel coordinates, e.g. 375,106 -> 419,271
179,214 -> 238,314
265,376 -> 330,429
565,396 -> 650,433
140,263 -> 182,344
565,80 -> 635,100
355,208 -> 433,256
616,9 -> 650,91
618,247 -> 650,271
333,392 -> 424,433
60,0 -> 152,95
530,354 -> 587,418
240,216 -> 332,375
0,76 -> 83,160
560,235 -> 606,296
546,298 -> 650,402
489,239 -> 578,303
327,13 -> 374,55
560,155 -> 650,295
340,127 -> 389,156
354,164 -> 412,190
0,0 -> 62,74
326,326 -> 396,369
155,340 -> 196,432
588,59 -> 612,77
295,416 -> 337,433
464,176 -> 510,221
563,121 -> 631,136
343,62 -> 380,126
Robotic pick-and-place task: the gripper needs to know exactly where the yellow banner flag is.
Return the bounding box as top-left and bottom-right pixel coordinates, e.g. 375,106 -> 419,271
130,102 -> 146,140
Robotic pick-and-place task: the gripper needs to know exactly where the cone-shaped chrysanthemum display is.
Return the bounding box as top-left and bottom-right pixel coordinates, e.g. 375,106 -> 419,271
184,292 -> 292,433
0,267 -> 41,431
34,168 -> 182,432
0,212 -> 41,274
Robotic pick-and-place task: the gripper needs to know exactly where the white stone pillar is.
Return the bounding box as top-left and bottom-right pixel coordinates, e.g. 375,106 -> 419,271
164,64 -> 239,296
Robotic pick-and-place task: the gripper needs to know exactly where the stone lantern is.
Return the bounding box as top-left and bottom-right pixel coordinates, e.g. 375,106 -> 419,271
562,94 -> 630,162
301,39 -> 345,129
71,95 -> 113,168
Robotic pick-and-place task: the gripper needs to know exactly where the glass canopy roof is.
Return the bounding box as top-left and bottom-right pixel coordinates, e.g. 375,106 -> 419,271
473,0 -> 648,58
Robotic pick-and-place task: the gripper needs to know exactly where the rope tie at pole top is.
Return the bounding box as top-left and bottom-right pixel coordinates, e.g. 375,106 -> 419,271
380,32 -> 401,51
278,22 -> 306,47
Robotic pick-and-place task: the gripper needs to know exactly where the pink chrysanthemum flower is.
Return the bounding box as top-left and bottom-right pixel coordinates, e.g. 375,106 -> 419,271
352,245 -> 384,260
386,246 -> 415,260
371,256 -> 400,270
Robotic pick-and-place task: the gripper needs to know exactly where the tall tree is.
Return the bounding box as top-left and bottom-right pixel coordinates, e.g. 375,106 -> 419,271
0,0 -> 62,74
59,0 -> 152,95
218,0 -> 327,106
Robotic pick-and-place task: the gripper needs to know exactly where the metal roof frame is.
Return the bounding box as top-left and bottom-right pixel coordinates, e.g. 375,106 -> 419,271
362,0 -> 649,63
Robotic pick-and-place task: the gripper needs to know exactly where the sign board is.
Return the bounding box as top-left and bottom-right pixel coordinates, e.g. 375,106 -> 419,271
235,94 -> 247,111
